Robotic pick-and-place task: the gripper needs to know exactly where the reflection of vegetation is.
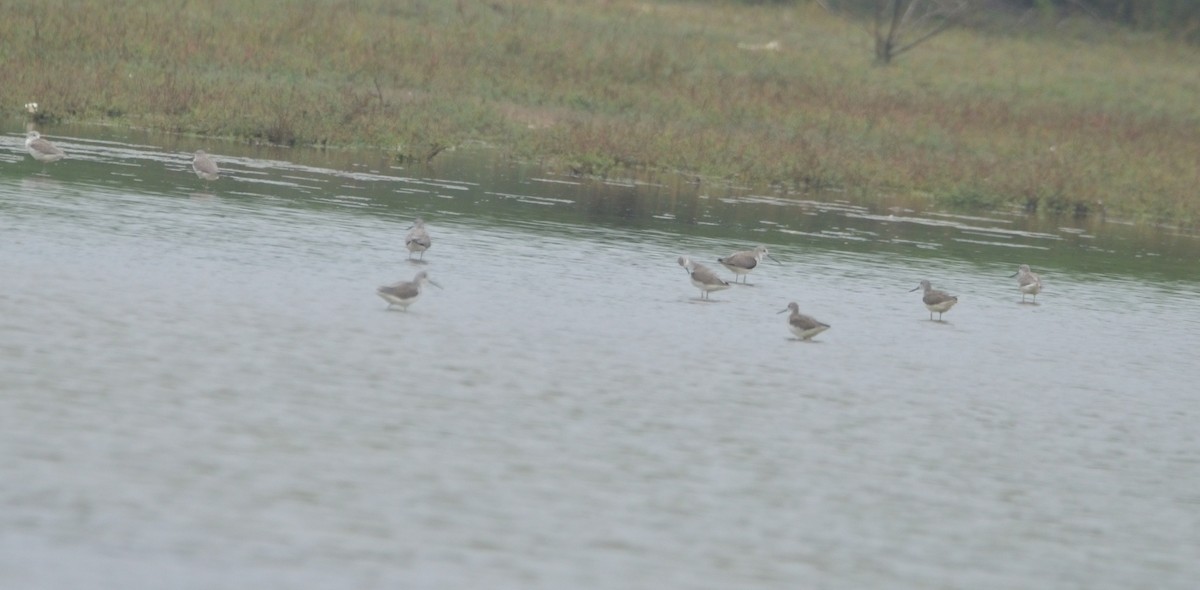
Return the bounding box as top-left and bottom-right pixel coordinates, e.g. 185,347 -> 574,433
3,1 -> 1198,226
388,150 -> 1200,285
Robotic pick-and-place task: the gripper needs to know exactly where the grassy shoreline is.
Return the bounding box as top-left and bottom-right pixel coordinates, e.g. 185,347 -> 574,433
4,1 -> 1198,226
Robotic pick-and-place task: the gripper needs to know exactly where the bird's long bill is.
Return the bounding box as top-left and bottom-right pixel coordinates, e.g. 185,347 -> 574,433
1008,271 -> 1019,277
908,285 -> 921,292
767,254 -> 782,265
428,279 -> 443,289
776,308 -> 789,314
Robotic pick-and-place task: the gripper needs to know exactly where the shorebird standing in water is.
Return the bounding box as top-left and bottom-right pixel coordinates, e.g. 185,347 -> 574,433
405,217 -> 432,261
777,302 -> 830,341
192,150 -> 220,181
25,131 -> 65,172
1010,264 -> 1042,303
910,280 -> 958,321
678,256 -> 732,300
377,271 -> 441,311
717,245 -> 780,284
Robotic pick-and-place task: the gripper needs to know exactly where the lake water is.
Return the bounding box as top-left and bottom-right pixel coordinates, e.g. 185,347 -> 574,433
2,127 -> 1198,589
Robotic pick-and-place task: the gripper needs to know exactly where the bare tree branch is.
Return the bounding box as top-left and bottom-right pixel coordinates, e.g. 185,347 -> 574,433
898,0 -> 923,31
885,0 -> 905,52
890,18 -> 957,58
820,0 -> 979,64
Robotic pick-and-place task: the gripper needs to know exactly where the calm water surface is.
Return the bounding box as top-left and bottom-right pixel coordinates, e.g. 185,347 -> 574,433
2,128 -> 1199,589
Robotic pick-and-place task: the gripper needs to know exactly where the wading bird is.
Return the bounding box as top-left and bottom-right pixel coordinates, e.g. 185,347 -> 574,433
25,131 -> 65,172
717,245 -> 780,284
910,280 -> 958,321
406,217 -> 432,261
1010,264 -> 1042,303
192,150 -> 220,181
678,256 -> 731,300
778,302 -> 830,341
377,271 -> 441,311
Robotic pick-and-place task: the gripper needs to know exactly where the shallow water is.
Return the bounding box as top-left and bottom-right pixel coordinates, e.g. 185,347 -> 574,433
2,127 -> 1199,589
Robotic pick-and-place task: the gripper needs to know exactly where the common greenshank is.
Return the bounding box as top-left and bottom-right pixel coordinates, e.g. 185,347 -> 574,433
717,245 -> 780,284
406,217 -> 432,261
678,256 -> 731,300
25,131 -> 64,170
777,302 -> 830,341
192,150 -> 220,181
1010,264 -> 1042,303
910,280 -> 958,321
377,271 -> 441,310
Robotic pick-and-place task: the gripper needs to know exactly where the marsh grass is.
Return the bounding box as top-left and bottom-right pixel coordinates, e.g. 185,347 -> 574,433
3,0 -> 1198,225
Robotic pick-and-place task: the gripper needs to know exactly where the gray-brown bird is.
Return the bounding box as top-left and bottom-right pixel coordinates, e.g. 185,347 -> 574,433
192,150 -> 220,181
910,280 -> 958,321
717,245 -> 780,284
377,271 -> 441,310
907,279 -> 955,321
678,256 -> 731,300
777,302 -> 830,341
25,131 -> 65,171
1010,264 -> 1042,303
405,218 -> 432,261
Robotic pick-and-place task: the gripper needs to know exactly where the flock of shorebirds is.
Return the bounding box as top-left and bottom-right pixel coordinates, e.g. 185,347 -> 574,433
678,249 -> 1042,341
374,213 -> 1044,343
24,128 -> 223,182
23,128 -> 447,311
21,129 -> 1045,339
677,248 -> 831,340
678,248 -> 1043,341
376,218 -> 442,311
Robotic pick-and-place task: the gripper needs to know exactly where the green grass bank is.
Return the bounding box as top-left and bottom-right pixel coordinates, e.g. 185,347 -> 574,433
3,0 -> 1198,226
